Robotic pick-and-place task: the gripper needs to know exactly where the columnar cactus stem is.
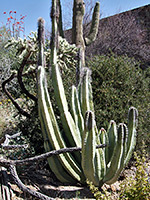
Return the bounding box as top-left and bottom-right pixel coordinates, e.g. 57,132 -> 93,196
103,123 -> 127,184
37,17 -> 45,66
37,0 -> 138,187
72,0 -> 100,66
52,0 -> 100,67
57,0 -> 64,37
72,0 -> 85,66
37,15 -> 84,183
82,111 -> 99,186
84,2 -> 100,46
51,0 -> 58,64
50,0 -> 82,154
125,107 -> 138,164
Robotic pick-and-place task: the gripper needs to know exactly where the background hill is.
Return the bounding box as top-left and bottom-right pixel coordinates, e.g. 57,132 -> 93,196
65,4 -> 150,69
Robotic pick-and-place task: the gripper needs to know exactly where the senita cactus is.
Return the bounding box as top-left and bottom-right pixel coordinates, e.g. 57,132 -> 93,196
37,0 -> 138,187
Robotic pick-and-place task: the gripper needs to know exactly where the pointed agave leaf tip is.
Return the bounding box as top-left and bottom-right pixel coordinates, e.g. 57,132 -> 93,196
85,111 -> 94,131
38,17 -> 45,45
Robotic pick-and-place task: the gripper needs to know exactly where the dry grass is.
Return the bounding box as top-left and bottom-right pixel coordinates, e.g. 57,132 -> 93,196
0,98 -> 17,137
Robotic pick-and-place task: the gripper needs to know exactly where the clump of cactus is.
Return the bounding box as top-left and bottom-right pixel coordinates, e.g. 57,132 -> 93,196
37,0 -> 138,187
5,32 -> 78,72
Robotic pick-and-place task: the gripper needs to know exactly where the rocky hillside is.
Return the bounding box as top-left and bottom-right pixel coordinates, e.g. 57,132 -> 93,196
65,4 -> 150,69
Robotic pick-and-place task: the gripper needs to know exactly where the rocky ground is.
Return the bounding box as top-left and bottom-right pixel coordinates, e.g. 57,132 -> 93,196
3,161 -> 138,200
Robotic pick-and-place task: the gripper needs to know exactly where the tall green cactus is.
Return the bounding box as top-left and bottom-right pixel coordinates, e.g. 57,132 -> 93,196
72,0 -> 100,66
56,0 -> 100,66
37,0 -> 138,187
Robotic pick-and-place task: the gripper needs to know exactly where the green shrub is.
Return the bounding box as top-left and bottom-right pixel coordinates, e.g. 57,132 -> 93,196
87,180 -> 112,200
87,143 -> 150,200
87,54 -> 150,154
0,99 -> 17,137
119,144 -> 150,200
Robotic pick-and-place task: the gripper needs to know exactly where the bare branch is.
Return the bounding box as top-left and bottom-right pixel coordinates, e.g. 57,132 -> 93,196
9,165 -> 54,200
5,132 -> 21,139
2,73 -> 31,118
0,132 -> 29,150
0,144 -> 106,167
2,144 -> 29,150
17,51 -> 37,102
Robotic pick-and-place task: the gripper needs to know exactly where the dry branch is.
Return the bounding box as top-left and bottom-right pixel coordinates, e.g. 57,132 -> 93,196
0,132 -> 106,200
0,144 -> 106,167
2,73 -> 31,118
9,165 -> 54,200
17,51 -> 37,103
0,133 -> 28,150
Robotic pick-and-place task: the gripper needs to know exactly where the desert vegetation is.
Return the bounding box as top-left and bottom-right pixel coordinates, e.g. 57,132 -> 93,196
0,0 -> 150,199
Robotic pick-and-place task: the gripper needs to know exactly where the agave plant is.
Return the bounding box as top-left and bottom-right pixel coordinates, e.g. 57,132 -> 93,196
37,0 -> 138,187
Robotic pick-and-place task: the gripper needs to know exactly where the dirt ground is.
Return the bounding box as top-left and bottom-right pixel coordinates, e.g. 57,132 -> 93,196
1,154 -> 150,199
9,162 -> 95,200
8,161 -> 122,200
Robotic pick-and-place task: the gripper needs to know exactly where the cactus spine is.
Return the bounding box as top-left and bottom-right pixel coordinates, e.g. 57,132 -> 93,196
37,0 -> 138,187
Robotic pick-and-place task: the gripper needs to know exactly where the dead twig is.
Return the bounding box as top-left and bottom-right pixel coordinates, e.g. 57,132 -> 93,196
17,51 -> 37,102
0,132 -> 29,150
0,144 -> 106,167
2,73 -> 31,118
9,165 -> 54,200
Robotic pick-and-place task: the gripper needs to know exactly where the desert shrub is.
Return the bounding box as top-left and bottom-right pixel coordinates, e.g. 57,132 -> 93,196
87,180 -> 112,200
119,144 -> 150,200
87,143 -> 150,200
87,53 -> 150,154
0,105 -> 7,138
0,39 -> 19,96
0,34 -> 77,154
0,99 -> 18,137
